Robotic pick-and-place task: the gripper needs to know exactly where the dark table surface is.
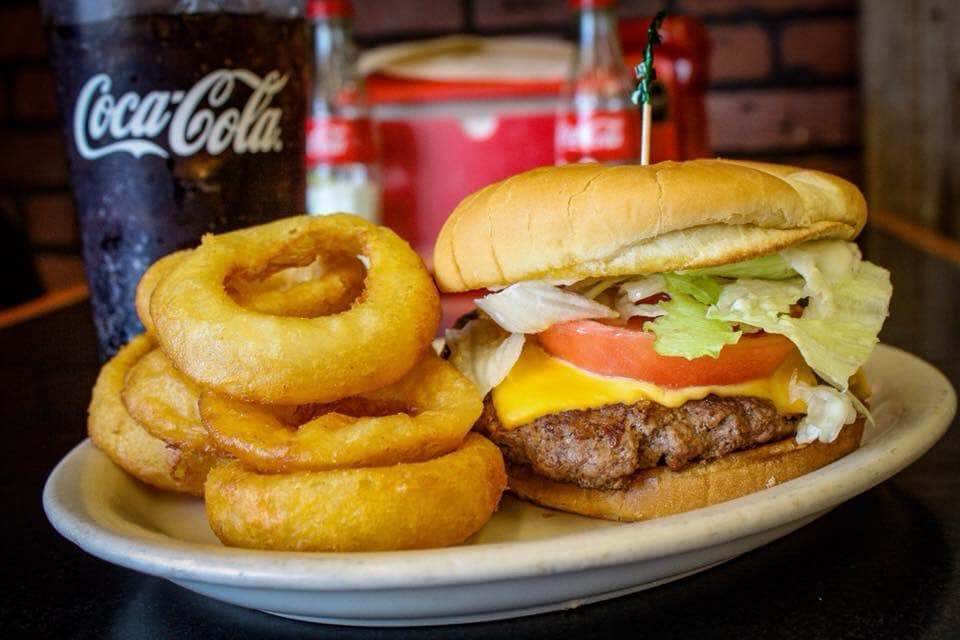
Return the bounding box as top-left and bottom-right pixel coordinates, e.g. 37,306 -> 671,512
2,225 -> 958,639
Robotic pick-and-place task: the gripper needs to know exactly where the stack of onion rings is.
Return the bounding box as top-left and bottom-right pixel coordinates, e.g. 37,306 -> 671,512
88,214 -> 504,552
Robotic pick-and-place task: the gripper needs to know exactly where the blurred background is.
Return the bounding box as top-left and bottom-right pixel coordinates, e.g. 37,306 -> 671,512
1,0 -> 955,309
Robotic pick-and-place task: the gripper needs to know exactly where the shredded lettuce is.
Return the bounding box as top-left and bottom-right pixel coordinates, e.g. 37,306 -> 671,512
790,377 -> 857,444
708,260 -> 892,389
618,274 -> 666,302
709,278 -> 806,317
616,299 -> 667,320
615,274 -> 667,319
645,292 -> 742,359
475,280 -> 617,334
662,273 -> 722,305
568,277 -> 628,300
444,318 -> 525,396
781,240 -> 862,319
684,253 -> 798,280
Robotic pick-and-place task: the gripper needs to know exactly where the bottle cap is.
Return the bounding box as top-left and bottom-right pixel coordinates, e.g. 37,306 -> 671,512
308,0 -> 354,19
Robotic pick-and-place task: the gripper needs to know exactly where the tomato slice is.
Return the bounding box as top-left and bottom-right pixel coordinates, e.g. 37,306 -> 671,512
537,319 -> 798,388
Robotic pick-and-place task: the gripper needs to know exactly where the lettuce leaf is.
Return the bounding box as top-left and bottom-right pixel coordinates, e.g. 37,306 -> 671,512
617,274 -> 666,303
790,377 -> 857,444
662,273 -> 723,305
780,240 -> 862,319
708,278 -> 805,317
616,299 -> 667,320
475,281 -> 617,334
683,253 -> 798,280
615,274 -> 667,319
444,318 -> 525,396
707,261 -> 892,389
567,277 -> 629,300
645,292 -> 742,359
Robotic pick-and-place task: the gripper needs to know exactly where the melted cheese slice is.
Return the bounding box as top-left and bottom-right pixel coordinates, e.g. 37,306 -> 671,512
491,344 -> 817,429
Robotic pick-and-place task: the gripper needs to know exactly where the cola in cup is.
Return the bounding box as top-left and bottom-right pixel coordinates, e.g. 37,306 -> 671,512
42,0 -> 308,358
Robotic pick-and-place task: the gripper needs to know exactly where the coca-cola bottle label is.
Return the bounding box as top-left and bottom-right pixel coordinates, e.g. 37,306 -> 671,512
555,109 -> 640,164
306,116 -> 375,165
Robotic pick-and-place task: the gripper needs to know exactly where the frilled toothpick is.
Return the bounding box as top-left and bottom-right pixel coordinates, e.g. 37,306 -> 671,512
631,10 -> 666,165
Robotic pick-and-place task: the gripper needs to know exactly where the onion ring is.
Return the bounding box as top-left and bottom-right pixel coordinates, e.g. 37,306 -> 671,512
88,335 -> 218,495
227,255 -> 365,318
150,214 -> 440,404
135,251 -> 188,335
204,433 -> 506,551
136,250 -> 366,333
199,353 -> 482,473
121,347 -> 211,452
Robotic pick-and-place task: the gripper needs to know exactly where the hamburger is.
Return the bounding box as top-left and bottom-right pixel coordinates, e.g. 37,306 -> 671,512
434,159 -> 892,521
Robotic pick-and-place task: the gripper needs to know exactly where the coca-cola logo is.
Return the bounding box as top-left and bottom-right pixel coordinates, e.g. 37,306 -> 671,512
306,116 -> 375,165
307,119 -> 350,159
73,69 -> 289,160
557,114 -> 626,152
555,110 -> 640,163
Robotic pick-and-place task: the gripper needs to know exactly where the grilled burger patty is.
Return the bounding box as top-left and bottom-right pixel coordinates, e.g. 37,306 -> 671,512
475,395 -> 800,490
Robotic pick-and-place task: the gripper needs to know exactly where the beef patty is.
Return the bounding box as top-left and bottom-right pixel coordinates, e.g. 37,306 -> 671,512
475,396 -> 800,490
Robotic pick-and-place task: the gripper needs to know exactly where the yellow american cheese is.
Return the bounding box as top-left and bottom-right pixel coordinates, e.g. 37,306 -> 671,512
491,343 -> 817,429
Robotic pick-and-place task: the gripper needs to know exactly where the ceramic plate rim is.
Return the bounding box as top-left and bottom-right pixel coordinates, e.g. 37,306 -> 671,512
43,344 -> 956,591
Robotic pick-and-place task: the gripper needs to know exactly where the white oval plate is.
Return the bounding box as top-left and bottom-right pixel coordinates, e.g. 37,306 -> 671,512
44,345 -> 955,627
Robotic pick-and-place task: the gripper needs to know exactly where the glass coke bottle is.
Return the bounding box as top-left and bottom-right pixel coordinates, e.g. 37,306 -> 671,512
306,0 -> 381,222
555,0 -> 640,165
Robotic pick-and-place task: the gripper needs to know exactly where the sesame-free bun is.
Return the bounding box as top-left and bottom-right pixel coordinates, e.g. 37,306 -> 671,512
508,417 -> 864,522
433,159 -> 867,292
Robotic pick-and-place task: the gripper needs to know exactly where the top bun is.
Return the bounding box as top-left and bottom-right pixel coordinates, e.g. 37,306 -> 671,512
433,159 -> 867,292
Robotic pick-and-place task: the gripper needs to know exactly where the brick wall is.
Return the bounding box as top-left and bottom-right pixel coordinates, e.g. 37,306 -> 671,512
1,0 -> 859,295
1,1 -> 77,293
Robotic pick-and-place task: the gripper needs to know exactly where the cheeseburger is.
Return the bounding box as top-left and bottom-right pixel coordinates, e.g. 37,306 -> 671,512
435,159 -> 891,521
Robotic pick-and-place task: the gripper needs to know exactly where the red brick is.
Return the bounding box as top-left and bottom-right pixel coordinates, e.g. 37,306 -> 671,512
25,194 -> 78,247
472,0 -> 567,30
472,0 -> 677,28
0,129 -> 70,188
781,18 -> 857,78
676,0 -> 855,17
708,24 -> 772,82
34,253 -> 86,291
353,0 -> 464,38
598,0 -> 664,19
13,67 -> 61,122
707,88 -> 858,153
471,0 -> 684,29
0,4 -> 46,60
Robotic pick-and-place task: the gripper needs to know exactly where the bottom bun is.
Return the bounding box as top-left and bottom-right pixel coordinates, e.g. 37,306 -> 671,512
508,417 -> 864,522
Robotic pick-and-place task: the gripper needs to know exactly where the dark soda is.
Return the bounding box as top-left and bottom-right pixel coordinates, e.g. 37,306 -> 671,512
44,7 -> 308,358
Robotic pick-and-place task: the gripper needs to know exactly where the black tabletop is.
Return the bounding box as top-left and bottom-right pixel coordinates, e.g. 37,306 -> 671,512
2,225 -> 959,639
